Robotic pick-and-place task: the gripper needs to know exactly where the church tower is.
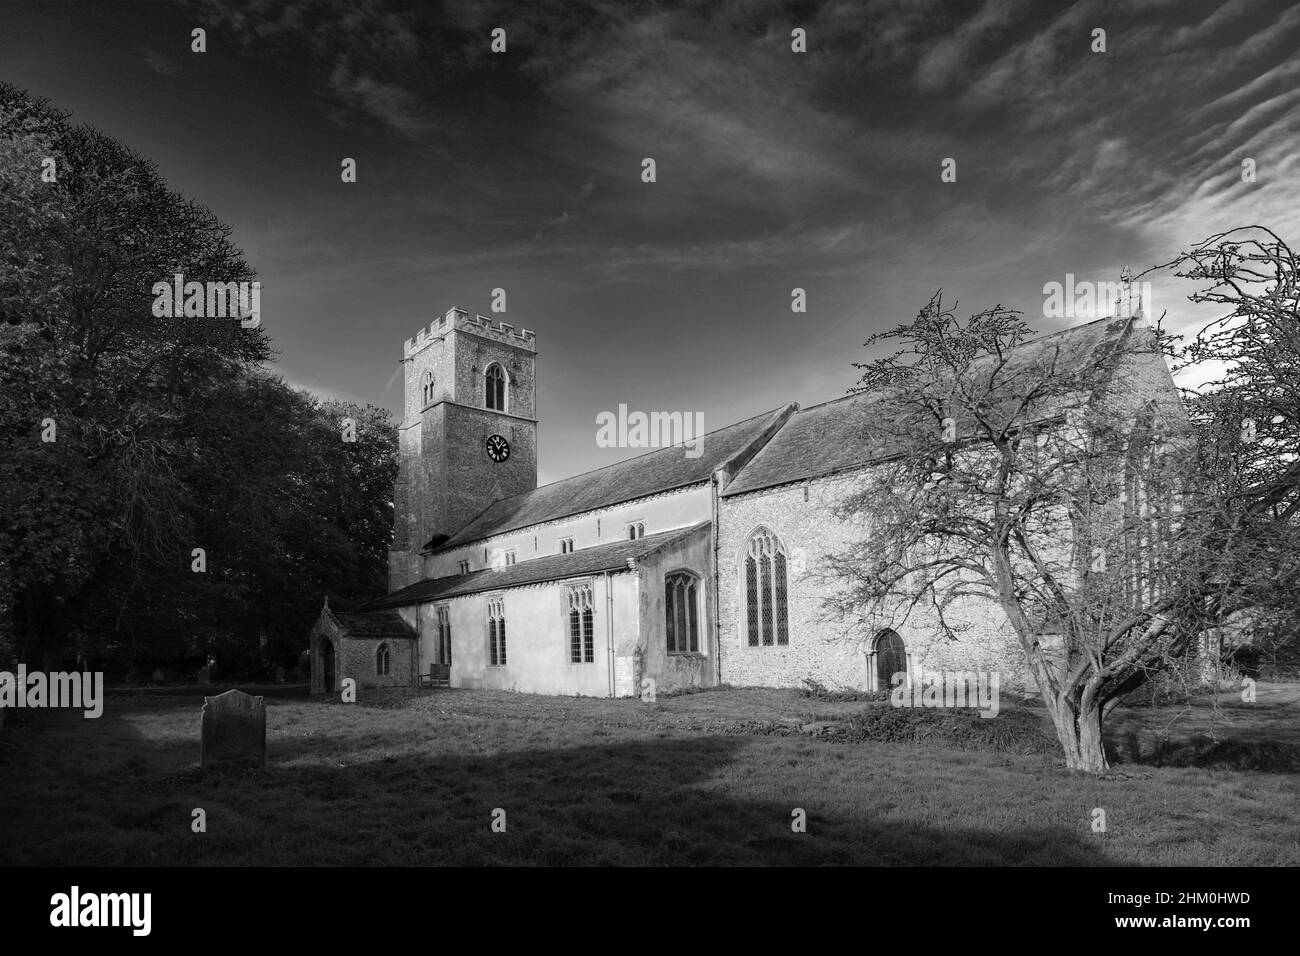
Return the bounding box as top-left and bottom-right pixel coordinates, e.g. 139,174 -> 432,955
389,307 -> 538,590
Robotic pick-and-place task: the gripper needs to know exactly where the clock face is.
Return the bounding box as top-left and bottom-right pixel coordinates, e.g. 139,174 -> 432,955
486,434 -> 511,462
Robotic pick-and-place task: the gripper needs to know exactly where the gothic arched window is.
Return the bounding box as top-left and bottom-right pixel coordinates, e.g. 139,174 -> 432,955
567,583 -> 595,664
666,571 -> 700,654
743,528 -> 789,647
421,370 -> 436,406
435,605 -> 452,665
487,597 -> 507,666
376,642 -> 391,676
485,363 -> 507,411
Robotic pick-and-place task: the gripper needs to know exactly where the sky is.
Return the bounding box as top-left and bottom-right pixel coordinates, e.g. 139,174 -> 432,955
3,0 -> 1298,483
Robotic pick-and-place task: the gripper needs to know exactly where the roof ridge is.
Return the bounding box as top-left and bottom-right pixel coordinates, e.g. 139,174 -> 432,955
528,405 -> 787,489
369,522 -> 713,609
722,314 -> 1140,499
429,406 -> 786,552
798,314 -> 1132,416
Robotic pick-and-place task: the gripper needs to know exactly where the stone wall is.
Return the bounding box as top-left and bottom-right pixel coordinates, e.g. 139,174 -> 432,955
342,636 -> 416,691
389,311 -> 539,591
713,317 -> 1187,695
633,522 -> 715,695
717,473 -> 1029,691
309,611 -> 416,694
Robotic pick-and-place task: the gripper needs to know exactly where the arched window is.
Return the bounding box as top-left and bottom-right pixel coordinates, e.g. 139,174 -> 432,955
872,630 -> 907,690
485,363 -> 507,411
487,597 -> 507,666
666,572 -> 700,653
421,369 -> 436,406
435,606 -> 452,665
376,642 -> 391,676
743,528 -> 788,646
567,584 -> 594,664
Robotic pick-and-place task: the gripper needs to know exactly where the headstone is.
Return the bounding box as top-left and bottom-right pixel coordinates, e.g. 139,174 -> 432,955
201,689 -> 266,771
151,668 -> 165,684
197,665 -> 211,686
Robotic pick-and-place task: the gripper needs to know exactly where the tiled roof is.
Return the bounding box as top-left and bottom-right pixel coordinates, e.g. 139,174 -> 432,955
329,608 -> 416,639
369,522 -> 710,609
722,315 -> 1138,497
430,407 -> 787,551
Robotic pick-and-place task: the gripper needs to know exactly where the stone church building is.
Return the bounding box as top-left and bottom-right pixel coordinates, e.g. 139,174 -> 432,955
310,303 -> 1184,698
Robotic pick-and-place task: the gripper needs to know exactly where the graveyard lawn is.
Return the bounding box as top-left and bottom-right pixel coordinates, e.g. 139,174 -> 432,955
0,685 -> 1297,866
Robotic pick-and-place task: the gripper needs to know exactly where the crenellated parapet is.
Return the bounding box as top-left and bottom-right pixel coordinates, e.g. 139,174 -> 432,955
404,306 -> 537,358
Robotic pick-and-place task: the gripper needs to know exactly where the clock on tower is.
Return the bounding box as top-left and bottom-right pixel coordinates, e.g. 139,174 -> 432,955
486,434 -> 510,462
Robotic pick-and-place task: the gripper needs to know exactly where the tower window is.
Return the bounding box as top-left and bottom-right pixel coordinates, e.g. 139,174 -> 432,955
421,370 -> 436,407
488,598 -> 507,666
744,527 -> 789,647
485,363 -> 507,411
376,643 -> 391,676
458,560 -> 470,575
567,584 -> 595,664
627,521 -> 645,540
559,537 -> 574,554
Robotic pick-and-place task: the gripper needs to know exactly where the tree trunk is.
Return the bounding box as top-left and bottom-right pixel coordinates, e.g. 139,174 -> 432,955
1047,695 -> 1109,772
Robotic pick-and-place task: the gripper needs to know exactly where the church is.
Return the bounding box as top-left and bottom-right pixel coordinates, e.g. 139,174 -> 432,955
309,303 -> 1183,698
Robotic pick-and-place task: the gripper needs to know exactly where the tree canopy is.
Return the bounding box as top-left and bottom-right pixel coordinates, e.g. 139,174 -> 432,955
0,83 -> 395,677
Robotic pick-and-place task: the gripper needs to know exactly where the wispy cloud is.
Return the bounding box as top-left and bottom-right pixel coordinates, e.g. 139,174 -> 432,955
140,47 -> 178,75
20,0 -> 1291,480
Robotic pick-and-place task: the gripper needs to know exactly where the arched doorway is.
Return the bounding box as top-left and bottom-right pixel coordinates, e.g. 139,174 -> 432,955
874,630 -> 907,690
320,639 -> 335,694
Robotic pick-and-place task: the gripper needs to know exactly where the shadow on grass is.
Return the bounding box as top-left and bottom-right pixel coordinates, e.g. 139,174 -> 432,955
1106,691 -> 1300,773
1111,731 -> 1300,773
1,697 -> 1117,867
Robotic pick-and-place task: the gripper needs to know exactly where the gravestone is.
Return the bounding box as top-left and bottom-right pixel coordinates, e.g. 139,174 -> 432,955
197,665 -> 211,686
200,689 -> 266,771
151,668 -> 165,684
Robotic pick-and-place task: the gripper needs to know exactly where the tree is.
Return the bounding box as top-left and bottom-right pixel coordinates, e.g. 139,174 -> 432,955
1145,227 -> 1300,667
0,83 -> 268,667
1,84 -> 396,674
823,294 -> 1197,772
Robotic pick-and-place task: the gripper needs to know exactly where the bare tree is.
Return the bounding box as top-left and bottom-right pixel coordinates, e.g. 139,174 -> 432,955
824,294 -> 1197,772
1145,227 -> 1300,663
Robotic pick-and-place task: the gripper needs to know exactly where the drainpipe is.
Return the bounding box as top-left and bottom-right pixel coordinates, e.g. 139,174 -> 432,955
604,570 -> 615,697
711,470 -> 722,685
414,604 -> 423,687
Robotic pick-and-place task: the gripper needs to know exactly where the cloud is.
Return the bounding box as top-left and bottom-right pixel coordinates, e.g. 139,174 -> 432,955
179,0 -> 1300,336
140,47 -> 178,75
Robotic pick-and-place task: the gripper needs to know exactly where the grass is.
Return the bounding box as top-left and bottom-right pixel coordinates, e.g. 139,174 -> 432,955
1,683 -> 1297,866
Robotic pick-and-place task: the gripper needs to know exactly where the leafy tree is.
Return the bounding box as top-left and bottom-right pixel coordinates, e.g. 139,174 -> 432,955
1,84 -> 395,675
1,82 -> 269,667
